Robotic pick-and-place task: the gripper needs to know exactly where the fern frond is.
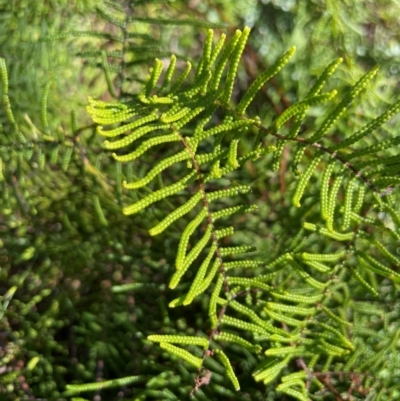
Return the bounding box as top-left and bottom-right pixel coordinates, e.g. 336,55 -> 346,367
0,58 -> 25,143
312,65 -> 380,143
65,376 -> 142,395
159,342 -> 203,369
85,25 -> 400,399
148,335 -> 209,349
253,356 -> 291,384
237,47 -> 296,115
214,349 -> 240,391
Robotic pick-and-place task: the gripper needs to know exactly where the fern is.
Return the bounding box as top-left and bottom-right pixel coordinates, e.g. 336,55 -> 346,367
86,26 -> 400,399
0,3 -> 228,399
2,1 -> 400,400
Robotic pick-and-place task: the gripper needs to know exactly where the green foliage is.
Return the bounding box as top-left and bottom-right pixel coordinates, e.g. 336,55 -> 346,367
1,1 -> 400,401
85,19 -> 400,399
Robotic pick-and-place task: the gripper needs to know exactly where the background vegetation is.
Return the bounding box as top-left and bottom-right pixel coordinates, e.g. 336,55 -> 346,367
1,1 -> 400,400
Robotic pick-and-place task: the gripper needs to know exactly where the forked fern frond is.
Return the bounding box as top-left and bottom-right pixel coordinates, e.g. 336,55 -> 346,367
87,27 -> 400,399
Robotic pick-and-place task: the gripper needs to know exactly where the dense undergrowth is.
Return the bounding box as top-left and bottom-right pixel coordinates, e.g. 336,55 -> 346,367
1,1 -> 400,400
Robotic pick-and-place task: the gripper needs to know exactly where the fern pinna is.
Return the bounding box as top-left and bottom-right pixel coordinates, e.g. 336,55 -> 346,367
87,28 -> 400,400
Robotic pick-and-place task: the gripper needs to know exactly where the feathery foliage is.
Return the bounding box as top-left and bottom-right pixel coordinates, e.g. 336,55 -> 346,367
86,24 -> 400,400
1,1 -> 400,400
